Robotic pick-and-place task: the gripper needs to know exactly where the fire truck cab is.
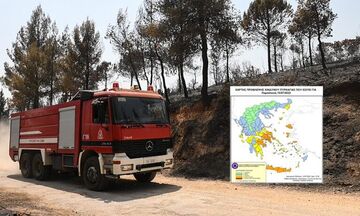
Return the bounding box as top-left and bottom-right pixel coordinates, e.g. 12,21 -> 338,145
8,84 -> 173,191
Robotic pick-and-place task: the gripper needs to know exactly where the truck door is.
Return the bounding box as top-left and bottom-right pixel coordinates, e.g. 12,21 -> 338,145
90,98 -> 112,145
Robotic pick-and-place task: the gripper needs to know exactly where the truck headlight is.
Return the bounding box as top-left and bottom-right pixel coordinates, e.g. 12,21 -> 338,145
165,159 -> 173,165
121,164 -> 133,171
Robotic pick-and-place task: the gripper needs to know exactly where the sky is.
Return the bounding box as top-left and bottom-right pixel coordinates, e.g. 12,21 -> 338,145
0,0 -> 359,98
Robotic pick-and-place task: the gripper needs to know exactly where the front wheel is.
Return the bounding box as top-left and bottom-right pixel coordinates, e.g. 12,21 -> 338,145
134,171 -> 157,183
82,156 -> 109,191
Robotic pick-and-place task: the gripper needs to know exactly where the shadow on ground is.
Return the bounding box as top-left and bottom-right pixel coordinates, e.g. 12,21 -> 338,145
7,172 -> 181,203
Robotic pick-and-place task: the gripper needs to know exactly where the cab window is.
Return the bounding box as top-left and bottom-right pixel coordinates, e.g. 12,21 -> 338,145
92,99 -> 109,124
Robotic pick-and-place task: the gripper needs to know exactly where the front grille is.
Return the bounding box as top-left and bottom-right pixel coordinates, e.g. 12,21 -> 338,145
113,138 -> 172,159
136,162 -> 165,170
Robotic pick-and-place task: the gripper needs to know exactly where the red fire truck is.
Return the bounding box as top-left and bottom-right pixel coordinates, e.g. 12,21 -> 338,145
8,84 -> 173,191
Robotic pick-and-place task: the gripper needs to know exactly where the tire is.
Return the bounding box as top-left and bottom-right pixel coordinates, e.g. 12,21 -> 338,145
82,156 -> 109,191
134,171 -> 157,183
20,153 -> 33,178
32,153 -> 51,180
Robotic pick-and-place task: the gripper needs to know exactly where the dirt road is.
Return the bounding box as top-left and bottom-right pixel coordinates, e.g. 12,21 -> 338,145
0,167 -> 359,216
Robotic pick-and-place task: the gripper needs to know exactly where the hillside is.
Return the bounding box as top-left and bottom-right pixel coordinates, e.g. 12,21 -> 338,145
169,59 -> 360,187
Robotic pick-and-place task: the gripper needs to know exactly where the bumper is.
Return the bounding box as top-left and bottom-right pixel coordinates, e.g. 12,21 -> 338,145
111,149 -> 174,175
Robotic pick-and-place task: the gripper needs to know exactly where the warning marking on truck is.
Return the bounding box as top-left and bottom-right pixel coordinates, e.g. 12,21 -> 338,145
97,129 -> 103,140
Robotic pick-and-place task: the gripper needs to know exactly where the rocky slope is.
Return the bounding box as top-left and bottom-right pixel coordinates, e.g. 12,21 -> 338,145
169,60 -> 360,186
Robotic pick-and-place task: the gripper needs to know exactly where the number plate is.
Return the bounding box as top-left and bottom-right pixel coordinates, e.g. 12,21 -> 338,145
145,158 -> 156,164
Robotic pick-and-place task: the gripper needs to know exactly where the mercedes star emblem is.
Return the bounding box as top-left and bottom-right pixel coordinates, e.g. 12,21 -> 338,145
145,141 -> 154,152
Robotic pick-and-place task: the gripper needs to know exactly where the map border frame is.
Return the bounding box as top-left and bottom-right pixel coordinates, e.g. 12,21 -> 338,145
230,86 -> 324,184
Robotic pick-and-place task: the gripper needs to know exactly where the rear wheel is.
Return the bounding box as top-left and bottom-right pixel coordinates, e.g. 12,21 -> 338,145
32,153 -> 51,180
82,156 -> 109,191
20,153 -> 33,178
134,171 -> 157,183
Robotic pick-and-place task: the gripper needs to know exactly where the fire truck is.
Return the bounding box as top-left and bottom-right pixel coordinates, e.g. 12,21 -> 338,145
8,83 -> 173,191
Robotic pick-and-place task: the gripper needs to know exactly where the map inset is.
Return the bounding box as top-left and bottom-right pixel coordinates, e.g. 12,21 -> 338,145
230,87 -> 323,183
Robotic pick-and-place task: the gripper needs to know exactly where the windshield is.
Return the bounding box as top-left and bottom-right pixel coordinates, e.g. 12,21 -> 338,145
112,97 -> 169,124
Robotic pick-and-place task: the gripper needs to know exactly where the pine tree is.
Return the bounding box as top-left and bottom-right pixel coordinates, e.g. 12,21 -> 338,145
136,0 -> 157,85
301,0 -> 337,69
242,0 -> 293,73
184,0 -> 239,102
0,90 -> 8,119
4,6 -> 54,110
289,2 -> 316,66
72,19 -> 103,90
107,10 -> 143,90
158,0 -> 196,98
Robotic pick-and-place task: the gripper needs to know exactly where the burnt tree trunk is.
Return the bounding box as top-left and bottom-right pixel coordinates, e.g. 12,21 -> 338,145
200,30 -> 209,102
179,61 -> 188,98
225,42 -> 230,83
308,35 -> 313,66
318,33 -> 327,69
266,12 -> 272,73
273,43 -> 278,73
156,50 -> 170,103
301,42 -> 306,68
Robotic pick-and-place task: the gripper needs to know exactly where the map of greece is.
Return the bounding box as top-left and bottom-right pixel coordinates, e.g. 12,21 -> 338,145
230,87 -> 323,183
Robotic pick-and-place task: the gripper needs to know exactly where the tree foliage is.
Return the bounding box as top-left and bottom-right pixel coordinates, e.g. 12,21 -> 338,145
300,0 -> 337,69
323,37 -> 360,62
4,7 -> 106,109
211,5 -> 241,82
185,0 -> 240,101
136,0 -> 157,86
0,89 -> 9,119
271,30 -> 287,72
107,10 -> 143,89
158,0 -> 197,98
289,1 -> 316,66
137,1 -> 172,102
4,6 -> 54,110
242,0 -> 293,73
72,19 -> 103,90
